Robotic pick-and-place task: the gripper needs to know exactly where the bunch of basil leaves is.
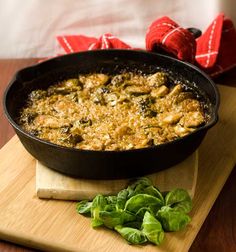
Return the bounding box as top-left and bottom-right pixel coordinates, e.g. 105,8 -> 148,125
76,177 -> 192,245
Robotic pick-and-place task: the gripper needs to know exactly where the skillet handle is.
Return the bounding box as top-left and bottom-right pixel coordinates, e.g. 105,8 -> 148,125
187,27 -> 202,39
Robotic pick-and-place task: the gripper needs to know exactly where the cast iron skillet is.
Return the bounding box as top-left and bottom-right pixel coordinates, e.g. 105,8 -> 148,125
3,49 -> 219,179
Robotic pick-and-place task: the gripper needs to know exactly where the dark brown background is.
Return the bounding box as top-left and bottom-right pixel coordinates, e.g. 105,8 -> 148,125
0,59 -> 235,252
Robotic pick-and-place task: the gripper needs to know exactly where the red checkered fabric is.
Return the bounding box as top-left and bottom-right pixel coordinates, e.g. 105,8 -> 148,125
56,14 -> 236,78
195,14 -> 224,69
57,33 -> 131,53
195,14 -> 236,77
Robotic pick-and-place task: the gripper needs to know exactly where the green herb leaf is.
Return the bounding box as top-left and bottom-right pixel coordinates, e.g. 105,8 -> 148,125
91,194 -> 107,228
116,189 -> 129,210
106,195 -> 117,205
142,211 -> 164,245
76,200 -> 92,216
99,210 -> 136,229
125,194 -> 163,216
76,177 -> 193,246
128,177 -> 152,196
115,225 -> 147,244
143,185 -> 165,203
165,189 -> 192,214
116,178 -> 153,210
91,218 -> 104,228
157,206 -> 191,232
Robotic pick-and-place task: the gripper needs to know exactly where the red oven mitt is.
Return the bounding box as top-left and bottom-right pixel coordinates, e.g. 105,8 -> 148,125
146,14 -> 236,77
146,16 -> 196,63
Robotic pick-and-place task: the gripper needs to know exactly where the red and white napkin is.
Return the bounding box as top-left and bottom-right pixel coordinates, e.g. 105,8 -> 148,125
195,14 -> 236,77
56,13 -> 236,78
57,33 -> 131,53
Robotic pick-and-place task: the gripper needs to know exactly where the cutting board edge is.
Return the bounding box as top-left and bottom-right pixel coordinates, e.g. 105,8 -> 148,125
36,188 -> 115,200
190,150 -> 198,198
0,228 -> 79,252
183,155 -> 236,252
36,150 -> 198,201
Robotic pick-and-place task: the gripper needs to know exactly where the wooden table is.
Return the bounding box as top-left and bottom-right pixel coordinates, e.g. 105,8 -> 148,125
0,59 -> 235,252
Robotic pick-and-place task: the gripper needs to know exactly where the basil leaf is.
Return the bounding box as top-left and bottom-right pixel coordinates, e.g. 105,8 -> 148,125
104,204 -> 116,212
127,177 -> 152,198
106,195 -> 117,205
125,194 -> 163,214
143,185 -> 165,203
91,194 -> 107,228
91,218 -> 104,228
142,211 -> 164,245
116,178 -> 153,209
99,210 -> 136,229
116,189 -> 129,210
76,200 -> 92,216
115,225 -> 147,244
165,189 -> 192,213
129,177 -> 152,191
157,206 -> 191,232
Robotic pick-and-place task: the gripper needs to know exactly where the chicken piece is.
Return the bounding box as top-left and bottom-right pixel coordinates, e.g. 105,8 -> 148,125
128,74 -> 147,86
125,85 -> 151,95
53,99 -> 77,116
47,81 -> 80,95
168,84 -> 182,97
174,125 -> 194,137
179,99 -> 202,112
162,112 -> 183,125
151,85 -> 169,98
64,78 -> 82,88
180,111 -> 205,128
34,115 -> 70,128
79,74 -> 109,89
147,72 -> 167,87
115,125 -> 133,139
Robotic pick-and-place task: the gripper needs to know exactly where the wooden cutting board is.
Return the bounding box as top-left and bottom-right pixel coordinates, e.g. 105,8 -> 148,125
36,151 -> 198,200
0,85 -> 236,252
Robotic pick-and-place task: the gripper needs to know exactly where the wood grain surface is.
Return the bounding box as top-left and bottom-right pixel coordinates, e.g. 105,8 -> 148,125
36,151 -> 197,200
0,85 -> 235,252
0,59 -> 236,252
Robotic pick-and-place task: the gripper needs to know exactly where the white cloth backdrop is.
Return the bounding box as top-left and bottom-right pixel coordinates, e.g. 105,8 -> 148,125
0,0 -> 235,58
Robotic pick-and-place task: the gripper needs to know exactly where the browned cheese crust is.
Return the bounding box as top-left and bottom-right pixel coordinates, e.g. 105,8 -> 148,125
18,72 -> 206,151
